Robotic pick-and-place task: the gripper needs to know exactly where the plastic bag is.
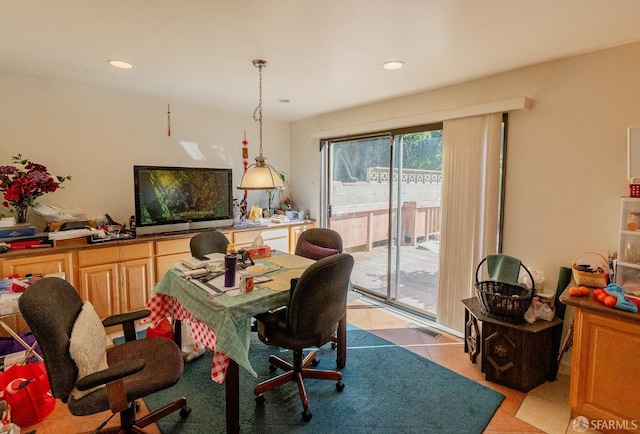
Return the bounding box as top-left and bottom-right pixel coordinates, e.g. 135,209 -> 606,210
180,320 -> 205,362
524,297 -> 556,324
0,362 -> 56,427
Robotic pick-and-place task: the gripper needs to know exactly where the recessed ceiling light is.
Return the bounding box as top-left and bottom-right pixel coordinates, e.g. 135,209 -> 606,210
383,61 -> 404,70
108,60 -> 133,69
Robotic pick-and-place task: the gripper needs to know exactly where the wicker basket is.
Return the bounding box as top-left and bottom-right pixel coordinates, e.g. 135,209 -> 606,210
572,252 -> 609,288
474,257 -> 535,323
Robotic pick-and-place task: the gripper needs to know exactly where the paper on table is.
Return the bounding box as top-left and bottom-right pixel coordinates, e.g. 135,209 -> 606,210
261,268 -> 306,291
207,273 -> 240,290
265,254 -> 315,269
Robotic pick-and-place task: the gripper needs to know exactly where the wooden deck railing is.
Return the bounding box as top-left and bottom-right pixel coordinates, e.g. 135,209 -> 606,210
329,201 -> 441,251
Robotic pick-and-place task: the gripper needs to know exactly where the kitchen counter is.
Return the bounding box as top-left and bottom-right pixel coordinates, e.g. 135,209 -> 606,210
559,285 -> 640,433
559,285 -> 640,324
0,220 -> 315,260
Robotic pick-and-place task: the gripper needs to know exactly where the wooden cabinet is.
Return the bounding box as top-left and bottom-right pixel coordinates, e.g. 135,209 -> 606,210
1,252 -> 74,285
288,222 -> 315,253
77,243 -> 153,319
462,297 -> 563,392
560,287 -> 640,433
1,252 -> 75,336
0,220 -> 315,322
569,308 -> 640,432
233,227 -> 289,252
154,236 -> 194,282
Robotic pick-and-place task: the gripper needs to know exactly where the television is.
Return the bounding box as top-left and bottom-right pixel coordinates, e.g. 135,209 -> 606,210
133,165 -> 234,235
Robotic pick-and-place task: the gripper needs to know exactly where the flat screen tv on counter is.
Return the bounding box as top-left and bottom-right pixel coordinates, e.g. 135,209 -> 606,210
134,165 -> 234,235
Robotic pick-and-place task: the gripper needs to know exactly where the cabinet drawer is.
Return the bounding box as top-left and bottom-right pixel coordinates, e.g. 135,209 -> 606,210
78,243 -> 153,267
155,237 -> 193,256
234,228 -> 288,245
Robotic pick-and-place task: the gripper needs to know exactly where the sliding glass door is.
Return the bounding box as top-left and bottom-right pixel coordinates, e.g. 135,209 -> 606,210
325,125 -> 443,319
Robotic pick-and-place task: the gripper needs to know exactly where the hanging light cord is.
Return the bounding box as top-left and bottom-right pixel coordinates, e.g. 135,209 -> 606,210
253,62 -> 264,158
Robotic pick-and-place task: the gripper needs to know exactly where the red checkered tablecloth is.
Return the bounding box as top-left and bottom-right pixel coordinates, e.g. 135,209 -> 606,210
146,293 -> 230,383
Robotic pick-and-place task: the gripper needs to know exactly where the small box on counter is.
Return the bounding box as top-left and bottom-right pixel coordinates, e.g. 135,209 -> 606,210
0,225 -> 36,238
245,246 -> 272,259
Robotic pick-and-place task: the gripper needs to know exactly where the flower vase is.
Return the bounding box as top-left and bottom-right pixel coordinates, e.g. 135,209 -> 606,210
14,205 -> 28,224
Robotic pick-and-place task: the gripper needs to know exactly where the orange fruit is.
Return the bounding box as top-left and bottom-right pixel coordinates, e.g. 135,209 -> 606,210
596,292 -> 608,303
569,286 -> 588,296
604,295 -> 617,307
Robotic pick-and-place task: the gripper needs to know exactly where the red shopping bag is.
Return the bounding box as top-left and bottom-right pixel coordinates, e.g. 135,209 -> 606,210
146,317 -> 174,340
0,362 -> 56,427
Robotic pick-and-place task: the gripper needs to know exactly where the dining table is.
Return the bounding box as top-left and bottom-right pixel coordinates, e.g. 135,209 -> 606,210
145,251 -> 347,433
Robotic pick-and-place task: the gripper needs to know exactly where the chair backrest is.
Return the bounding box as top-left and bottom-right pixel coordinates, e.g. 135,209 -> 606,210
18,277 -> 84,401
190,230 -> 230,259
287,253 -> 354,344
295,228 -> 343,259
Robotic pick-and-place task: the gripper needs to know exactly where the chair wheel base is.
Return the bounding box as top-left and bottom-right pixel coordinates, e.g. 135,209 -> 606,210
302,408 -> 312,422
255,394 -> 265,404
336,381 -> 345,392
179,406 -> 191,418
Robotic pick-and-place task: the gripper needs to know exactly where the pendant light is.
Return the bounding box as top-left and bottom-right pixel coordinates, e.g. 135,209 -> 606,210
237,59 -> 284,190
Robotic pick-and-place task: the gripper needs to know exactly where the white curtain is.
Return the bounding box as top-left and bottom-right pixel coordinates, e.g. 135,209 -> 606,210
436,113 -> 503,331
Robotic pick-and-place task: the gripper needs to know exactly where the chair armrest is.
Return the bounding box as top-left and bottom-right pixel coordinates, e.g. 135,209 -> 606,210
75,359 -> 146,391
255,308 -> 287,327
102,309 -> 151,328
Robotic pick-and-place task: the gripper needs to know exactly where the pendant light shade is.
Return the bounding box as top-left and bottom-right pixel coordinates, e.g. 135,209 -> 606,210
238,60 -> 283,190
238,156 -> 283,190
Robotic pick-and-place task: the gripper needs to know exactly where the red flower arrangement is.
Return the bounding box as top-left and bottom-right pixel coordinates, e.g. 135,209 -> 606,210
0,154 -> 71,223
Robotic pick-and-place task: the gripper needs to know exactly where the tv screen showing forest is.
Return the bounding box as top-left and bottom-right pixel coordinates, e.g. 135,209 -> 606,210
134,166 -> 233,227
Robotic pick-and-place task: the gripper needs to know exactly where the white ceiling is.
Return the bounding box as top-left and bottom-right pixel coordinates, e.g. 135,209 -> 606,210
3,1 -> 640,122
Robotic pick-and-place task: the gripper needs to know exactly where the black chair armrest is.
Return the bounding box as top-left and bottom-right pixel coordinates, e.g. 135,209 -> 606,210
76,359 -> 146,391
255,308 -> 287,327
102,309 -> 151,328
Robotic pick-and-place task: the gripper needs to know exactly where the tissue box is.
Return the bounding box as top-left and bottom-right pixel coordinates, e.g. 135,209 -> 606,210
245,246 -> 271,259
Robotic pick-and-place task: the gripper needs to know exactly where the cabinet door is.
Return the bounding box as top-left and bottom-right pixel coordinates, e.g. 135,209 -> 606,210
289,223 -> 315,253
78,263 -> 119,319
155,237 -> 192,282
119,258 -> 153,313
2,253 -> 73,284
571,310 -> 640,424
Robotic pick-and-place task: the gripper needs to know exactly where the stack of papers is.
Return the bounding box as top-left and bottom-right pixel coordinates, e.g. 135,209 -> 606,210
48,228 -> 93,240
180,253 -> 225,269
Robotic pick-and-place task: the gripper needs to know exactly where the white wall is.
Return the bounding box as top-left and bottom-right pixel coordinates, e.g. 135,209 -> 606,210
4,40 -> 640,295
0,74 -> 290,227
291,41 -> 640,292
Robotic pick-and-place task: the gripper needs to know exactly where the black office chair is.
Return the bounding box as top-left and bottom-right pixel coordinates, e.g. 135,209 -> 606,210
190,230 -> 230,259
295,228 -> 343,351
254,253 -> 354,421
295,227 -> 342,259
19,277 -> 190,433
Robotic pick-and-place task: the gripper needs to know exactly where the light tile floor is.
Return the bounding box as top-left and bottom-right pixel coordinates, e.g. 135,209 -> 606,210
21,294 -> 599,434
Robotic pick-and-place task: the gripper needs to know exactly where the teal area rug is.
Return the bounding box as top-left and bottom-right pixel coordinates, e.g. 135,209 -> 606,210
142,326 -> 504,433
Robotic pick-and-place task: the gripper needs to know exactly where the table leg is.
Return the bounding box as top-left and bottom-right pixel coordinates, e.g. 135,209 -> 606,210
225,359 -> 240,434
336,314 -> 346,369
